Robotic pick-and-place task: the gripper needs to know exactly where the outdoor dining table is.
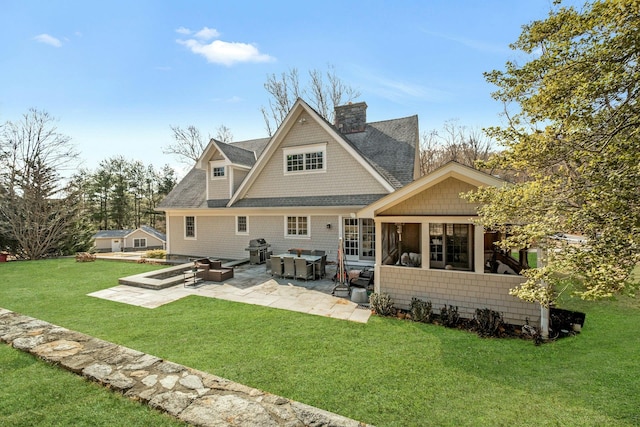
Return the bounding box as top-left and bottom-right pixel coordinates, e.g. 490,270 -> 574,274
277,253 -> 322,279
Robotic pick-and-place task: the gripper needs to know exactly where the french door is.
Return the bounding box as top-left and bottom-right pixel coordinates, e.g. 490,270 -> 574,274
343,218 -> 375,261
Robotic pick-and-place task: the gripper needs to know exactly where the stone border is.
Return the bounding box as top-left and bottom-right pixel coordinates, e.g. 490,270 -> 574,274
0,308 -> 372,427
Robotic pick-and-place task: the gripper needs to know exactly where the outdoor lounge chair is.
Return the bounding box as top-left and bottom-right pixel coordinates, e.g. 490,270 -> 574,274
295,258 -> 313,281
350,267 -> 374,290
271,255 -> 283,278
283,257 -> 296,279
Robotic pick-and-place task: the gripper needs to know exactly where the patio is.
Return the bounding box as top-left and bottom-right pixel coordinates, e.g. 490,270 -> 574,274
88,262 -> 371,323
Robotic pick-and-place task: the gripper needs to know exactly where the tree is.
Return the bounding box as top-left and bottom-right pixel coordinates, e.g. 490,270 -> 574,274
74,159 -> 176,233
163,125 -> 207,166
0,108 -> 81,259
466,0 -> 640,306
419,121 -> 495,175
260,65 -> 360,135
163,124 -> 234,166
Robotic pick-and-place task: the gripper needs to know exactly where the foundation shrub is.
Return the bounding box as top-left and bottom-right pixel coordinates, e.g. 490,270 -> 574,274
473,308 -> 504,338
410,297 -> 433,323
440,304 -> 460,328
144,250 -> 166,259
369,292 -> 395,316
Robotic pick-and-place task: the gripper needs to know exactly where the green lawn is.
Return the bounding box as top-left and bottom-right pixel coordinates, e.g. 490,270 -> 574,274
1,258 -> 639,426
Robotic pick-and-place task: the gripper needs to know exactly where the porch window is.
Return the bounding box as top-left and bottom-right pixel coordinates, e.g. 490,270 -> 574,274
286,216 -> 309,237
429,223 -> 473,271
380,222 -> 422,267
185,216 -> 196,238
133,238 -> 147,248
236,216 -> 248,234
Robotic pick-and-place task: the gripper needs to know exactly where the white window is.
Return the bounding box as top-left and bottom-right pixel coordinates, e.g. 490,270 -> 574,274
211,165 -> 225,179
429,223 -> 473,271
133,238 -> 147,248
286,216 -> 309,237
185,216 -> 196,239
236,216 -> 248,234
283,143 -> 326,174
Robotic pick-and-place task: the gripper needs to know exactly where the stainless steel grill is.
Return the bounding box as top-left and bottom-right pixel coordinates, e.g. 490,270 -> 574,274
245,238 -> 272,264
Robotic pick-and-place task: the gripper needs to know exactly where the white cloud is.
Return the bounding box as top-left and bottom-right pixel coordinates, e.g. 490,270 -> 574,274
194,26 -> 220,40
177,39 -> 275,66
175,26 -> 192,35
33,33 -> 62,47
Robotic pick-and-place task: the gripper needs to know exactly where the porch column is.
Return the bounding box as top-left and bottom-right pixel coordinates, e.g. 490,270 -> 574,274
373,219 -> 381,293
473,224 -> 485,273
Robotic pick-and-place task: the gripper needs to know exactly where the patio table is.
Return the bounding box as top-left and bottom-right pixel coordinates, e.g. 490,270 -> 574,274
277,254 -> 321,279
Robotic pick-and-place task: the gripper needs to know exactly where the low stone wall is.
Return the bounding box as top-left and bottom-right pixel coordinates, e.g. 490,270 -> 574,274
0,308 -> 371,427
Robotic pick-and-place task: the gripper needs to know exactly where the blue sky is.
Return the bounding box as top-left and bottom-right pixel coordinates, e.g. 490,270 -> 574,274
1,1 -> 571,176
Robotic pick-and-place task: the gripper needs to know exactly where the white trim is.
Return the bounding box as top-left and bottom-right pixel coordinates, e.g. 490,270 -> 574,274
165,212 -> 171,253
184,215 -> 197,240
284,215 -> 311,239
235,215 -> 249,235
282,142 -> 327,175
210,162 -> 226,180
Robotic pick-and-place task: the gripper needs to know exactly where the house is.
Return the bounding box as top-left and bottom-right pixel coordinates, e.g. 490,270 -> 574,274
357,162 -> 542,326
157,99 -> 420,263
92,225 -> 166,253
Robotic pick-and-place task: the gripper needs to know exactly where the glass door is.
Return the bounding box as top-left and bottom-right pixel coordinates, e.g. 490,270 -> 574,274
343,218 -> 359,260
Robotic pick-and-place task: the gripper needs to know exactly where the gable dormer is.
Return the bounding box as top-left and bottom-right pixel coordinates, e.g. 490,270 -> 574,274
196,139 -> 257,202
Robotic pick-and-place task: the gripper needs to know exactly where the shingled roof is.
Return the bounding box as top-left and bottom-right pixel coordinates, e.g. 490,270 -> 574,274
342,115 -> 418,189
158,106 -> 418,210
158,167 -> 207,209
215,140 -> 259,168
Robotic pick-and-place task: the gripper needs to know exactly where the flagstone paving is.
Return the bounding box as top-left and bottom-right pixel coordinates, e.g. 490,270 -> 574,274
88,263 -> 371,323
0,308 -> 372,427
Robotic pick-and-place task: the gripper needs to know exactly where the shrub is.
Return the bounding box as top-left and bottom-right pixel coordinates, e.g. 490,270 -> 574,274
473,308 -> 504,337
144,250 -> 166,259
410,297 -> 433,323
440,305 -> 460,328
369,292 -> 395,316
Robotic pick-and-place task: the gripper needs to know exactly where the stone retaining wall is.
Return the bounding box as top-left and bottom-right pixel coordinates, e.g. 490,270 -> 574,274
0,308 -> 371,427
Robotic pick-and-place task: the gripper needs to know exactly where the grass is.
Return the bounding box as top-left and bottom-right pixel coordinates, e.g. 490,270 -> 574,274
1,258 -> 639,426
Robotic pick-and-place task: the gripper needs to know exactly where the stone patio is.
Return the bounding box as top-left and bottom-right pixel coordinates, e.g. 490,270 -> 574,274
89,262 -> 372,324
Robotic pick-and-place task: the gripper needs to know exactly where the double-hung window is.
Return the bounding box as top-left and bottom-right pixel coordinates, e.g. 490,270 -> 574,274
185,216 -> 196,239
283,143 -> 326,174
236,216 -> 248,234
286,216 -> 309,237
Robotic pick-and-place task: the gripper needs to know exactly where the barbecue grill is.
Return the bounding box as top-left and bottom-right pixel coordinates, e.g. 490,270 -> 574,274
245,238 -> 272,264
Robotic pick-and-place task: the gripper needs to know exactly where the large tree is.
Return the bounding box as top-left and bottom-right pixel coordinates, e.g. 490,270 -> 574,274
260,65 -> 360,135
420,121 -> 495,175
0,108 -> 82,259
467,0 -> 640,306
163,124 -> 233,166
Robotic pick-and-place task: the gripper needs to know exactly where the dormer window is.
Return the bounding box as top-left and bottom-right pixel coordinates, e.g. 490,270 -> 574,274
283,143 -> 326,175
211,164 -> 226,179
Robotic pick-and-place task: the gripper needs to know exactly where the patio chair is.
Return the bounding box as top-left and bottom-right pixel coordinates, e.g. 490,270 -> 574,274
314,254 -> 327,279
295,258 -> 313,281
283,257 -> 296,279
271,255 -> 283,278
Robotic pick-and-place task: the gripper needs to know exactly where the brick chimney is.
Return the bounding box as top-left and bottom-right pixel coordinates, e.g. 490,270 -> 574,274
334,102 -> 367,134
